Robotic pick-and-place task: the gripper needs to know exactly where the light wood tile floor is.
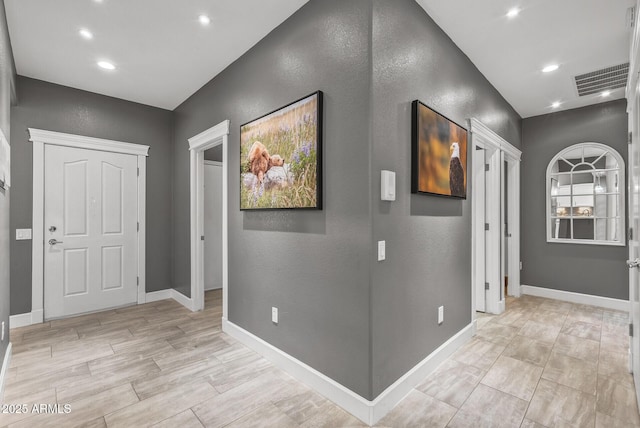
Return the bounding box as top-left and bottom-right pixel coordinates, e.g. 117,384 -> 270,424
1,292 -> 638,427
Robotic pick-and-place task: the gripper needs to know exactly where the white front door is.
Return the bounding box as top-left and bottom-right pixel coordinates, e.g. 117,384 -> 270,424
44,144 -> 138,319
204,162 -> 222,290
473,145 -> 486,312
629,88 -> 640,409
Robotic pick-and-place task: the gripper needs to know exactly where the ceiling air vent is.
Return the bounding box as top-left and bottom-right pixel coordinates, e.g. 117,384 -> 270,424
574,63 -> 629,97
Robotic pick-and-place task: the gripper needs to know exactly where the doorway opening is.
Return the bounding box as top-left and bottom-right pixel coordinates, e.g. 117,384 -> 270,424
188,120 -> 229,319
470,119 -> 521,319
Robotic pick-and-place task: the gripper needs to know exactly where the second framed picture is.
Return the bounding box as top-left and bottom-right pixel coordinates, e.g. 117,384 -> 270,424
240,91 -> 323,210
411,100 -> 468,199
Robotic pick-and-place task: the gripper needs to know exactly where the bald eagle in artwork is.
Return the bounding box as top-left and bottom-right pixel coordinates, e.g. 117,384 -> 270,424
449,142 -> 465,197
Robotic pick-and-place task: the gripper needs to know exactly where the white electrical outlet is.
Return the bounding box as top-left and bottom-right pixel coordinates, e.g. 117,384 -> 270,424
378,240 -> 386,261
272,307 -> 278,324
1,321 -> 4,342
438,306 -> 444,325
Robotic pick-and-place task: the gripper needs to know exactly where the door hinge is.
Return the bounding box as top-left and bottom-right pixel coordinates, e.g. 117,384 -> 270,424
137,167 -> 140,176
137,222 -> 139,232
137,276 -> 139,286
630,227 -> 634,241
485,282 -> 490,290
485,223 -> 490,231
629,132 -> 633,145
201,235 -> 205,241
485,164 -> 490,172
630,323 -> 634,337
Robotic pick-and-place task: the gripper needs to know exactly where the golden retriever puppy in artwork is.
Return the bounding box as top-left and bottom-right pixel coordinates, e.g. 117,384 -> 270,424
248,141 -> 285,186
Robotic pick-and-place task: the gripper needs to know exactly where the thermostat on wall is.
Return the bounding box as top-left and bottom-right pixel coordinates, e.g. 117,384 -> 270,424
381,170 -> 396,201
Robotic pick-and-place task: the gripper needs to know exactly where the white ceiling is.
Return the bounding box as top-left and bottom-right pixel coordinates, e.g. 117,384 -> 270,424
416,0 -> 634,118
4,0 -> 309,110
3,1 -> 633,117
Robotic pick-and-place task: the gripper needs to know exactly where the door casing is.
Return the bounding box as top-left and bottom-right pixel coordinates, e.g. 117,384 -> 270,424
470,118 -> 521,318
29,128 -> 149,323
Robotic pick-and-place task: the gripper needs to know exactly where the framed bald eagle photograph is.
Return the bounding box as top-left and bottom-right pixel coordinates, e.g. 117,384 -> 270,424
411,101 -> 468,199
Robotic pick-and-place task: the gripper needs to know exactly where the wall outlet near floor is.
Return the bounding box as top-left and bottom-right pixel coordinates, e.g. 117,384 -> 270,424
438,306 -> 444,325
272,307 -> 278,324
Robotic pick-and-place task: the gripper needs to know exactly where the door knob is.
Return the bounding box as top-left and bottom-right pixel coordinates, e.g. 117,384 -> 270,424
48,239 -> 63,246
628,258 -> 640,268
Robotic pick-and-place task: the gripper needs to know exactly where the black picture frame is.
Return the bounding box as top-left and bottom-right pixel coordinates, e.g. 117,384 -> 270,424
411,100 -> 468,199
240,91 -> 323,210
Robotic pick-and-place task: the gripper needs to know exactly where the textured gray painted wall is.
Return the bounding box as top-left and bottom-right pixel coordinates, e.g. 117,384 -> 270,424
521,100 -> 628,299
370,0 -> 522,396
172,0 -> 373,398
0,0 -> 16,364
10,77 -> 174,315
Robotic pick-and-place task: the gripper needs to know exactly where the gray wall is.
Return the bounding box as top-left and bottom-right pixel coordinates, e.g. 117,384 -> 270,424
172,0 -> 373,398
0,0 -> 16,365
10,76 -> 174,315
370,0 -> 522,396
521,100 -> 628,299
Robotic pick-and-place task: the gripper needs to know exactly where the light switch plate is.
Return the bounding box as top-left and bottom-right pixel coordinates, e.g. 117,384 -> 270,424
378,240 -> 386,261
272,307 -> 278,324
438,306 -> 444,325
16,228 -> 32,240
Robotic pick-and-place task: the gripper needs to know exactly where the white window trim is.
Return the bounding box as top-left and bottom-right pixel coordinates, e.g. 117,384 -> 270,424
28,128 -> 149,323
546,142 -> 626,247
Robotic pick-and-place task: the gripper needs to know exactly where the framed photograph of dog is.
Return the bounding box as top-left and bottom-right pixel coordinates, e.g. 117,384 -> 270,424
240,91 -> 323,210
411,100 -> 467,199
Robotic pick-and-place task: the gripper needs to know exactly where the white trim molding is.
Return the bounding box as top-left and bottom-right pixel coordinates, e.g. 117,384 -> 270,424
28,128 -> 148,322
521,285 -> 629,312
468,118 -> 521,161
28,128 -> 150,157
188,120 -> 230,316
144,290 -> 172,303
222,319 -> 474,426
0,343 -> 12,403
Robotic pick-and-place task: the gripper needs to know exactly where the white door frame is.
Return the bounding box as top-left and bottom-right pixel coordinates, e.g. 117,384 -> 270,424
28,128 -> 149,323
469,119 -> 521,317
188,120 -> 229,316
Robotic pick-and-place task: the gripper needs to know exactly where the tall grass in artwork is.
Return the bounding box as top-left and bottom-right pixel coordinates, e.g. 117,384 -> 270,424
240,92 -> 322,209
412,101 -> 467,198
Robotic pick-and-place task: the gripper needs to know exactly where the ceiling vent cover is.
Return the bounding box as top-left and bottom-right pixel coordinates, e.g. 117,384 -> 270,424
574,63 -> 629,96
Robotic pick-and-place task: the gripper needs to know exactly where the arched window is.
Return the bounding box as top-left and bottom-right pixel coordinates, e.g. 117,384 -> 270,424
546,143 -> 625,246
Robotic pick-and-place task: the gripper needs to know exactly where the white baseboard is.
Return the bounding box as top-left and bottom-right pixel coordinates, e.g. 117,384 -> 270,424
0,342 -> 12,403
10,289 -> 194,330
147,289 -> 194,311
222,318 -> 474,426
9,310 -> 43,329
520,285 -> 629,312
145,290 -> 172,303
170,289 -> 194,311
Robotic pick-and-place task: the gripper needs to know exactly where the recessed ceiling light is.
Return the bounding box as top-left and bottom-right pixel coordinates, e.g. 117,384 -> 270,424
601,90 -> 611,97
551,101 -> 561,108
542,64 -> 559,73
506,7 -> 520,18
97,61 -> 115,70
198,15 -> 211,26
79,28 -> 93,40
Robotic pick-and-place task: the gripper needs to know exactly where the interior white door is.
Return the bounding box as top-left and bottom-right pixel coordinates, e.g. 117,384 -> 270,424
629,89 -> 640,409
474,146 -> 486,312
44,144 -> 138,319
204,162 -> 222,290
